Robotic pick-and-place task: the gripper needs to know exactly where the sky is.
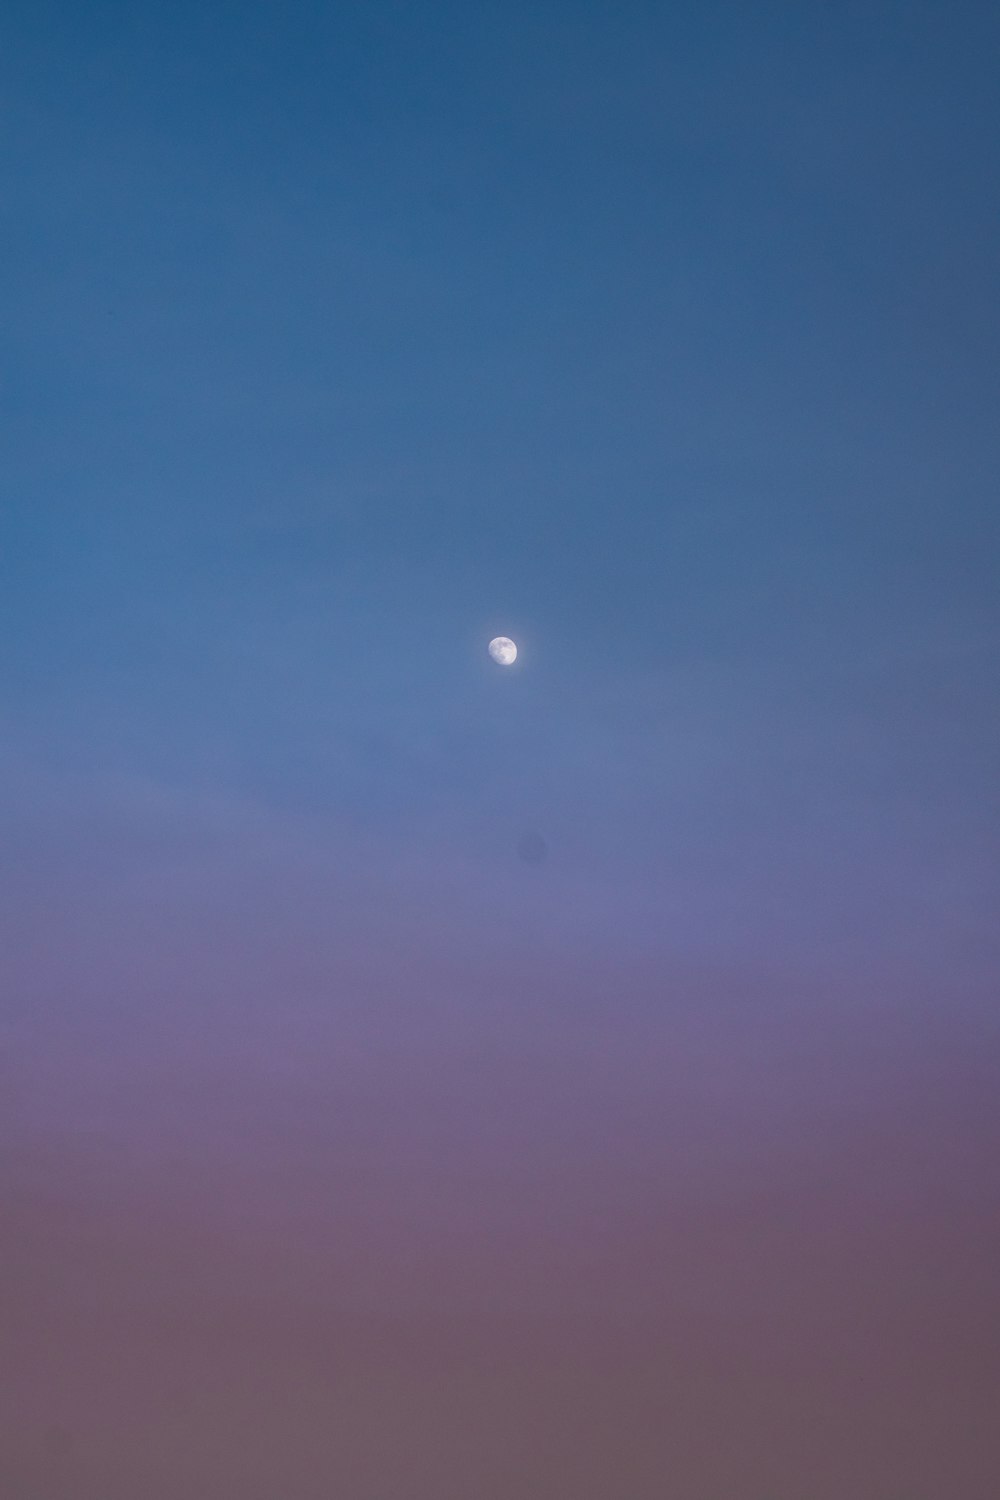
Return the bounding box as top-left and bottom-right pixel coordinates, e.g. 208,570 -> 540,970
2,1 -> 999,1495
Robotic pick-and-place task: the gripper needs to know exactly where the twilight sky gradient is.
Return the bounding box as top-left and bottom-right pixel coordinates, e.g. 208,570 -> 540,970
3,2 -> 999,1495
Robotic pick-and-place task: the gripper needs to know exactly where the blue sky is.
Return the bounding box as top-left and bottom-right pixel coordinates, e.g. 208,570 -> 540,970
3,3 -> 999,1495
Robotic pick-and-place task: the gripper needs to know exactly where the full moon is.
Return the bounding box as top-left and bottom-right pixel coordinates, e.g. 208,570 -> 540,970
488,636 -> 517,666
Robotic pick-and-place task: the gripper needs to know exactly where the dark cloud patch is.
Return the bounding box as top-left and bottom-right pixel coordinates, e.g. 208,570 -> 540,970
516,831 -> 548,866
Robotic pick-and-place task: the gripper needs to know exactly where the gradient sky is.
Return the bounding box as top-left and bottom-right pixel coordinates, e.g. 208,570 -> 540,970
3,3 -> 999,1496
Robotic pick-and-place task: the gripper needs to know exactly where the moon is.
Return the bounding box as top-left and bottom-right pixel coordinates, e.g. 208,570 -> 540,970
488,636 -> 517,666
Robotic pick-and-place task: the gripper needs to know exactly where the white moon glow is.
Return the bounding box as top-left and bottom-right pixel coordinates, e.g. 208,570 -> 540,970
488,636 -> 517,665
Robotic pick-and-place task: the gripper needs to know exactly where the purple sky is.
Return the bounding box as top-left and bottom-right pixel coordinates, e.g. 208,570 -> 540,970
3,2 -> 999,1495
